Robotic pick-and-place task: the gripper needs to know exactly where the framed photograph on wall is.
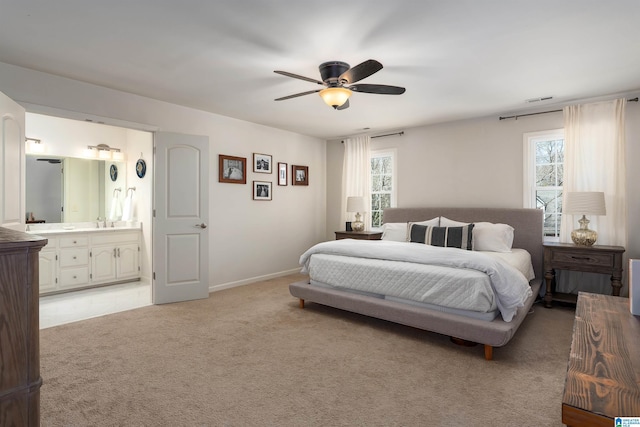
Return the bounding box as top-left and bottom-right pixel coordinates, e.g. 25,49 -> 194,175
292,165 -> 308,186
253,181 -> 272,200
278,162 -> 287,186
219,154 -> 247,184
253,153 -> 272,173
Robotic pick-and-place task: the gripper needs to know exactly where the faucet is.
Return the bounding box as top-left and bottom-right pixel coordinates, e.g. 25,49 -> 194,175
96,217 -> 101,228
103,218 -> 107,228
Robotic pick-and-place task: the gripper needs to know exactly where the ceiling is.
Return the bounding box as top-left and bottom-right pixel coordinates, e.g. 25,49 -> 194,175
1,0 -> 640,140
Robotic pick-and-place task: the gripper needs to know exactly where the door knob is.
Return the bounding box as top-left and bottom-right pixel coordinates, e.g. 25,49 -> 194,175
195,223 -> 208,229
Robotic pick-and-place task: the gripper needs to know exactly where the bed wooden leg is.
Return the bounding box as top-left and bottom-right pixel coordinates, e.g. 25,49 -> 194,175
299,299 -> 305,309
484,345 -> 493,361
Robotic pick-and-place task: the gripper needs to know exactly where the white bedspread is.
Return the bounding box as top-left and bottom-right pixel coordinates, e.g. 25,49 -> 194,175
299,240 -> 532,322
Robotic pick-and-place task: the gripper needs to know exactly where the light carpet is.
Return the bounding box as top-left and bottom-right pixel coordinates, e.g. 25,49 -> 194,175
40,273 -> 575,426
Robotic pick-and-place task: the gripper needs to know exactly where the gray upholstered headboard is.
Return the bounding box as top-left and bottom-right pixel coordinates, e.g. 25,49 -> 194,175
383,207 -> 544,280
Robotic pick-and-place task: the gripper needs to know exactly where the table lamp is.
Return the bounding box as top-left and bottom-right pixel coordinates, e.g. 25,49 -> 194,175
564,191 -> 606,246
347,196 -> 366,232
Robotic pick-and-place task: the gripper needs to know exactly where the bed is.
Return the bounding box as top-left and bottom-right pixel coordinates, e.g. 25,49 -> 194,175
289,207 -> 543,360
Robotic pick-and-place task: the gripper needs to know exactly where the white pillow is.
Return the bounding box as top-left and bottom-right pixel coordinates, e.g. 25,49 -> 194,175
472,222 -> 514,252
381,223 -> 410,241
382,217 -> 439,241
439,216 -> 469,227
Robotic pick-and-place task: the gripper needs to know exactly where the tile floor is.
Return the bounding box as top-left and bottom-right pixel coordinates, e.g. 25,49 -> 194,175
39,281 -> 152,329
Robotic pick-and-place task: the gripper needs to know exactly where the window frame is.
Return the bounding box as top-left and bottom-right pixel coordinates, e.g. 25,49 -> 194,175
522,128 -> 564,242
370,148 -> 397,230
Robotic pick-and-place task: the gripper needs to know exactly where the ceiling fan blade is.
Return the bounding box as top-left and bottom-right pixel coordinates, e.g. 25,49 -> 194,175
339,59 -> 383,84
274,89 -> 321,101
336,99 -> 350,110
274,70 -> 325,86
349,84 -> 406,95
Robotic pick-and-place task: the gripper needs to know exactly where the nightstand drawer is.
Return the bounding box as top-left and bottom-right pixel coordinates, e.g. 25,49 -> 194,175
335,231 -> 382,240
551,250 -> 614,268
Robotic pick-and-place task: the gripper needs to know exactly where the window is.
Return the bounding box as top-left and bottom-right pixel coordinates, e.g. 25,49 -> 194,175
523,129 -> 564,241
370,149 -> 397,228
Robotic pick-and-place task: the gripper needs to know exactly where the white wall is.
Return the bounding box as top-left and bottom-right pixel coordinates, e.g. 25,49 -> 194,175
0,61 -> 326,289
327,99 -> 640,291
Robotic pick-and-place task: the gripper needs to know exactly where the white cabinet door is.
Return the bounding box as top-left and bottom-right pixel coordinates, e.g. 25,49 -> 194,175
39,250 -> 58,293
91,245 -> 117,284
117,243 -> 139,280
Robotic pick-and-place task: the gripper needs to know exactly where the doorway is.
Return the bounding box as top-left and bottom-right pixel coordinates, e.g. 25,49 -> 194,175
26,112 -> 155,325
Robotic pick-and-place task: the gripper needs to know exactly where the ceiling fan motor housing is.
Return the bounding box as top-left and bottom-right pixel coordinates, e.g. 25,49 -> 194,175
319,61 -> 350,85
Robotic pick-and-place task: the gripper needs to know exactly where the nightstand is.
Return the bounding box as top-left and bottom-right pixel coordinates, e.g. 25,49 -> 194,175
335,230 -> 383,240
543,242 -> 625,307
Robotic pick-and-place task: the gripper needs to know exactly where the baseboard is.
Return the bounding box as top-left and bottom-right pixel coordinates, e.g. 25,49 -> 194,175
209,268 -> 302,293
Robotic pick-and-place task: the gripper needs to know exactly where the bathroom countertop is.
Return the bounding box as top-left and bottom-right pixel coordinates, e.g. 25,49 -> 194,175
27,222 -> 142,235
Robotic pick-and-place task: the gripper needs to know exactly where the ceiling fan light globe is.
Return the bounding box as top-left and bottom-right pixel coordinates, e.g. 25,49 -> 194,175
319,87 -> 352,108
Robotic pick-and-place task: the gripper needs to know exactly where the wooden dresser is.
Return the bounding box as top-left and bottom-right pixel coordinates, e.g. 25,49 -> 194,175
0,227 -> 47,426
562,292 -> 640,426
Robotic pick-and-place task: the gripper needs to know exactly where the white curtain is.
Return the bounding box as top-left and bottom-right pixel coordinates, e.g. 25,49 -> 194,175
561,98 -> 627,247
558,98 -> 627,294
341,135 -> 371,230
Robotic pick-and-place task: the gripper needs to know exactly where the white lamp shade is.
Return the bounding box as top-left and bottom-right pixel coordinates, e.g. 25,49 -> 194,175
564,191 -> 606,216
98,149 -> 112,160
347,196 -> 366,213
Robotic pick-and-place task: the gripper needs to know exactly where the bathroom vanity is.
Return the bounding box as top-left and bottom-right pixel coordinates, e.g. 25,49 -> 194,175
29,223 -> 141,295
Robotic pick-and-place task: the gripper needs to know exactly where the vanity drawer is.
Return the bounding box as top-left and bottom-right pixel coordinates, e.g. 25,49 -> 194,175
59,267 -> 90,289
91,232 -> 139,245
59,236 -> 89,248
59,249 -> 89,267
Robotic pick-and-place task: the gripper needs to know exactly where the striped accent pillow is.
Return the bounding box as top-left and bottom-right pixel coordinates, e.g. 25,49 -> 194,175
409,224 -> 474,250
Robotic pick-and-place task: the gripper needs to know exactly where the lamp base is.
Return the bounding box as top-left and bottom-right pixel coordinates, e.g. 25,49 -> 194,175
571,215 -> 598,246
352,212 -> 365,232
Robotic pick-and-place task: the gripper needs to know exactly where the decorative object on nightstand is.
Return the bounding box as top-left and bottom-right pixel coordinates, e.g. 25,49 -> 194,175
346,196 -> 366,232
564,191 -> 606,246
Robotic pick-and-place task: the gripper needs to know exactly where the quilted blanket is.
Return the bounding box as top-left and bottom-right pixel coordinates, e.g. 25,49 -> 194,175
299,239 -> 532,322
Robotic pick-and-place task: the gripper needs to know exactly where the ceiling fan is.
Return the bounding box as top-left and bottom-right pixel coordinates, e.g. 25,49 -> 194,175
274,59 -> 405,110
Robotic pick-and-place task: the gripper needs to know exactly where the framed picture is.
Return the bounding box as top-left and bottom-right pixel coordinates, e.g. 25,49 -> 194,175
253,153 -> 272,173
292,165 -> 308,186
253,181 -> 272,200
219,154 -> 246,184
278,162 -> 287,186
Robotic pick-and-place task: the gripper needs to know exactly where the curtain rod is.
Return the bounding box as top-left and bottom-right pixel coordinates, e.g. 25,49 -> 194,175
499,97 -> 639,121
341,131 -> 404,143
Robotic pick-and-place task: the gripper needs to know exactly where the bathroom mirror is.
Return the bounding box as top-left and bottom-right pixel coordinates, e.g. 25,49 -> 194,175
26,155 -> 126,223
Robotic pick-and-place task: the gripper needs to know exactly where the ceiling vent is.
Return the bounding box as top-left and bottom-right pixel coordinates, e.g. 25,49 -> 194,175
525,96 -> 553,103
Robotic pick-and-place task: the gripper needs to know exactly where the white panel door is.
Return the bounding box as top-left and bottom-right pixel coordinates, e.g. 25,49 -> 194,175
0,91 -> 25,230
153,132 -> 209,304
